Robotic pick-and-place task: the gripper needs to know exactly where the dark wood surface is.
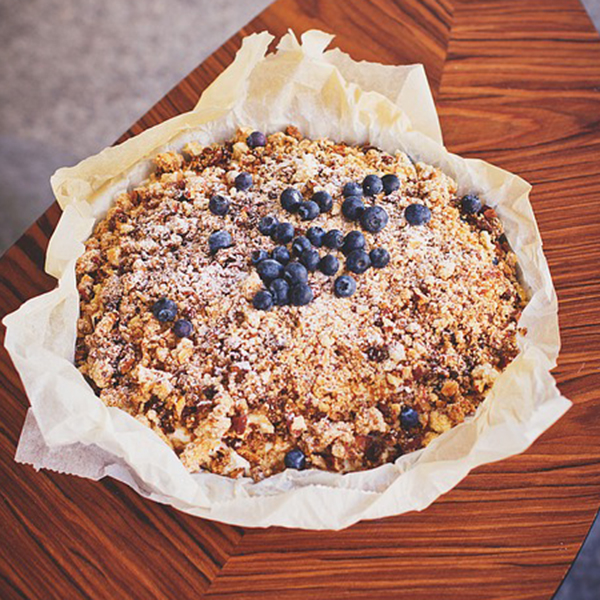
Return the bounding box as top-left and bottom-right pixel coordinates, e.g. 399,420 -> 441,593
2,0 -> 600,598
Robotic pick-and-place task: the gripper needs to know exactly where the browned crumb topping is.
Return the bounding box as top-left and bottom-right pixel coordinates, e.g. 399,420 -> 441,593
75,126 -> 527,480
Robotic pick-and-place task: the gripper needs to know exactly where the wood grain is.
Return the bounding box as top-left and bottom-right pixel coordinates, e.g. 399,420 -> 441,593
2,0 -> 600,598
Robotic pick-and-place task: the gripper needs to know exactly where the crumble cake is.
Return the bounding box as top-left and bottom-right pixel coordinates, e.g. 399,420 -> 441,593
75,126 -> 527,480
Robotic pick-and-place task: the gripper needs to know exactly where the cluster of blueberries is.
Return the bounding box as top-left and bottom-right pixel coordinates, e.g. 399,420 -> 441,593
151,298 -> 194,338
250,172 -> 413,310
338,172 -> 436,228
251,215 -> 390,309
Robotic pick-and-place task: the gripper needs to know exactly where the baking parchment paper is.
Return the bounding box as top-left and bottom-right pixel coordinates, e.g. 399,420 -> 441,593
4,30 -> 571,530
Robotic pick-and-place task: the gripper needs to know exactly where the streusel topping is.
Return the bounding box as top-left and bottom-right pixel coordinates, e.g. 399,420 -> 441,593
75,127 -> 527,480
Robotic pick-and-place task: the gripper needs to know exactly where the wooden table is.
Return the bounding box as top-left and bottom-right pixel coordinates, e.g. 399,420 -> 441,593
1,0 -> 600,598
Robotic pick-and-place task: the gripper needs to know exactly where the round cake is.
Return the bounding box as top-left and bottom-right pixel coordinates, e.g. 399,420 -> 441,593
75,126 -> 527,480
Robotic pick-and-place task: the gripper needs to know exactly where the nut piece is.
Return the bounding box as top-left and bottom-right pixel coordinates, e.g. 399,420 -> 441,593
154,152 -> 184,173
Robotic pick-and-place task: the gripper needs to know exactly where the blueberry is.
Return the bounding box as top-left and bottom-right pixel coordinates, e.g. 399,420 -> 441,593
323,229 -> 344,250
460,194 -> 482,214
300,249 -> 320,272
342,196 -> 365,221
289,283 -> 314,306
272,245 -> 291,265
253,289 -> 274,311
298,201 -> 320,221
256,259 -> 284,282
173,319 -> 193,338
318,254 -> 339,276
292,236 -> 312,257
362,174 -> 383,196
208,194 -> 230,216
152,298 -> 178,322
280,187 -> 303,213
251,249 -> 269,265
269,278 -> 290,306
284,448 -> 306,470
400,407 -> 420,429
272,222 -> 295,244
209,230 -> 233,254
246,131 -> 267,148
258,214 -> 278,236
346,250 -> 371,274
382,174 -> 400,195
369,247 -> 391,269
235,172 -> 253,191
334,275 -> 357,298
341,230 -> 366,256
284,262 -> 308,286
360,206 -> 389,233
306,226 -> 325,247
342,181 -> 363,197
312,190 -> 333,213
404,203 -> 432,226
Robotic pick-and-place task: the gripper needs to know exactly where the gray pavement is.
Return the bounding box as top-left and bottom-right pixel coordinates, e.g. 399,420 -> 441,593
0,0 -> 271,253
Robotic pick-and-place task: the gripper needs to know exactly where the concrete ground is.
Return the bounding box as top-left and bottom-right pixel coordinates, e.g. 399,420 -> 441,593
0,0 -> 272,253
0,1 -> 598,598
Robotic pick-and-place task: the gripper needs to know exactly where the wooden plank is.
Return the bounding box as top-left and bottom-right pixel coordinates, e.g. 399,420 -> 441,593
1,0 -> 599,598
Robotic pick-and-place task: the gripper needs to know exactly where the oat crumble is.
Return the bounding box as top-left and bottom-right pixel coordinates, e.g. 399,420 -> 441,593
75,127 -> 527,480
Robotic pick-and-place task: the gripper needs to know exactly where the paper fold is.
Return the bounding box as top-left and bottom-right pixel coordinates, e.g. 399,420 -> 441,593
4,30 -> 569,530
